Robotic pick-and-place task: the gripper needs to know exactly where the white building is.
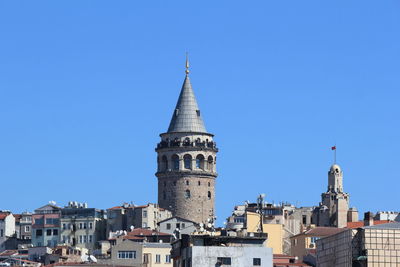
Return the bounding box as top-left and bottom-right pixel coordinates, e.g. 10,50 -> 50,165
171,234 -> 273,267
0,212 -> 16,252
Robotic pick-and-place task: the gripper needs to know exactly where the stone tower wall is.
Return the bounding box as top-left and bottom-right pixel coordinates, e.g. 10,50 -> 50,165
156,132 -> 217,224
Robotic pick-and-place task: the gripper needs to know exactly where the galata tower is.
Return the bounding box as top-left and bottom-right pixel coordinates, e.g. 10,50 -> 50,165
155,58 -> 218,224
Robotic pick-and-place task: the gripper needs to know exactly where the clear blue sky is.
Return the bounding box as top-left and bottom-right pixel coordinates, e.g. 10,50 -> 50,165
0,1 -> 399,225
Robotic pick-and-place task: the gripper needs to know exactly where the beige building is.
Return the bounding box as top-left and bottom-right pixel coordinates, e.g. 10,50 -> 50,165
290,226 -> 345,264
106,203 -> 172,236
317,222 -> 400,267
313,164 -> 356,228
99,229 -> 173,267
246,211 -> 283,254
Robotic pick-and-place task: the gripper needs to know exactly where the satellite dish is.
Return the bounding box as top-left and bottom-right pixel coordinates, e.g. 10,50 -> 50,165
89,255 -> 97,263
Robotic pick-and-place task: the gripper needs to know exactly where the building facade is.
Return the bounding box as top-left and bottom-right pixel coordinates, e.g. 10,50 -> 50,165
171,234 -> 273,267
106,203 -> 172,237
0,212 -> 16,252
60,201 -> 106,252
155,62 -> 218,224
316,222 -> 400,267
31,204 -> 61,248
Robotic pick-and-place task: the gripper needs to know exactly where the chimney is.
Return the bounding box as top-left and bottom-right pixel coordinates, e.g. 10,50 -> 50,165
364,212 -> 374,226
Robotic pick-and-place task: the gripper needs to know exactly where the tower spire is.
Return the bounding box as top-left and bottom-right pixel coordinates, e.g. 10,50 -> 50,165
185,53 -> 190,75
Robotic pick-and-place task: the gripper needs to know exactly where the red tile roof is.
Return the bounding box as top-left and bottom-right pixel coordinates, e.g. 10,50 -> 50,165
0,213 -> 11,220
304,227 -> 346,236
347,220 -> 390,229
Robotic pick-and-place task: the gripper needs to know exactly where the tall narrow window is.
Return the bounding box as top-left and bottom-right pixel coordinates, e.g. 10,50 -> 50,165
207,156 -> 214,171
184,154 -> 192,169
185,190 -> 191,199
172,155 -> 179,170
162,155 -> 168,171
196,154 -> 205,170
208,191 -> 211,199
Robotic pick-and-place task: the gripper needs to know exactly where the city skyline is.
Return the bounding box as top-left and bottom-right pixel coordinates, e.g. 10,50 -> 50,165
1,1 -> 399,225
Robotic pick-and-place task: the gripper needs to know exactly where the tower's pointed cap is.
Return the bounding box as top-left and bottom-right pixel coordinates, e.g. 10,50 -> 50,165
167,60 -> 207,133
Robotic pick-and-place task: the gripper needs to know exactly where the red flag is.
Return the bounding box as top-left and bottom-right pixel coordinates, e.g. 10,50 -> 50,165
331,146 -> 336,150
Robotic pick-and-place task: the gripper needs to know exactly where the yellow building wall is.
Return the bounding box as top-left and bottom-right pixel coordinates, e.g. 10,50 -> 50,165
246,212 -> 283,254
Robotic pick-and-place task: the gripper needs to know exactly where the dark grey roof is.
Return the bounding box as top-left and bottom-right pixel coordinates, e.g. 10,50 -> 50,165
363,222 -> 400,229
167,75 -> 207,133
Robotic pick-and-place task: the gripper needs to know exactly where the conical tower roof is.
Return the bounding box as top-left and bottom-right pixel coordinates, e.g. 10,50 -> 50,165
167,75 -> 207,133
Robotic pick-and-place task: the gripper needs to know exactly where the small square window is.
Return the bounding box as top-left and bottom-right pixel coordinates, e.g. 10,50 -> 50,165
253,258 -> 261,266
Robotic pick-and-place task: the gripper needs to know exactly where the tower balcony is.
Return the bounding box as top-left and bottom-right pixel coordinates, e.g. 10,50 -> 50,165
155,169 -> 218,178
155,140 -> 218,152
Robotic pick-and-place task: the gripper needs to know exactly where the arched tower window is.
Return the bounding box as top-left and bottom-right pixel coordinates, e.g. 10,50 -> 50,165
208,182 -> 211,187
172,154 -> 179,170
207,156 -> 214,171
184,154 -> 192,169
196,154 -> 205,170
186,180 -> 189,185
162,155 -> 168,171
208,191 -> 211,199
185,190 -> 191,199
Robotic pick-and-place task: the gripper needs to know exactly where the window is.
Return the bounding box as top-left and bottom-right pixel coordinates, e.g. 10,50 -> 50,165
172,154 -> 179,170
25,226 -> 30,232
79,235 -> 83,244
182,223 -> 186,228
36,229 -> 42,236
79,223 -> 83,229
198,181 -> 201,186
47,240 -> 52,247
0,229 -> 3,237
143,210 -> 148,218
165,255 -> 171,263
142,222 -> 147,228
62,235 -> 66,243
185,190 -> 191,199
208,182 -> 211,187
166,223 -> 171,230
176,223 -> 180,229
184,154 -> 192,169
83,235 -> 87,243
253,258 -> 261,266
207,156 -> 214,171
196,154 -> 205,169
53,229 -> 58,235
46,229 -> 52,236
208,191 -> 211,199
89,235 -> 93,243
62,224 -> 66,230
310,237 -> 320,243
164,181 -> 167,187
217,257 -> 231,265
156,254 -> 161,263
83,223 -> 87,229
162,155 -> 168,171
35,218 -> 44,225
89,222 -> 93,229
186,180 -> 189,185
302,215 -> 307,225
118,251 -> 136,259
45,218 -> 59,225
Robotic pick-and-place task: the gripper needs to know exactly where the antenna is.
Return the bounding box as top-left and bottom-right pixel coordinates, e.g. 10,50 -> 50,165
185,53 -> 190,75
